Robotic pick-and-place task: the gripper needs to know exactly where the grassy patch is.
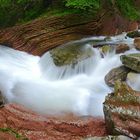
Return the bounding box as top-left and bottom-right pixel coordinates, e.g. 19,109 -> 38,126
0,127 -> 28,140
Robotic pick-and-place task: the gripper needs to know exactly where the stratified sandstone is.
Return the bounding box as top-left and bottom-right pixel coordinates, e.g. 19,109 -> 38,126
0,103 -> 107,140
104,82 -> 140,139
0,14 -> 102,56
0,13 -> 138,56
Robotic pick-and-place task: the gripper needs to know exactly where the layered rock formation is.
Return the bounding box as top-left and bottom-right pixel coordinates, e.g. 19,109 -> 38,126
104,82 -> 140,139
0,13 -> 138,55
0,104 -> 107,140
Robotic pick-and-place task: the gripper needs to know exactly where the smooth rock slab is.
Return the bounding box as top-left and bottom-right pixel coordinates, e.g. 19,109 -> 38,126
103,82 -> 140,139
105,66 -> 130,87
0,103 -> 107,140
120,53 -> 140,72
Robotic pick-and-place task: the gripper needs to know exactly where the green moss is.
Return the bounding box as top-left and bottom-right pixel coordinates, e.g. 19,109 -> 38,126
0,127 -> 28,140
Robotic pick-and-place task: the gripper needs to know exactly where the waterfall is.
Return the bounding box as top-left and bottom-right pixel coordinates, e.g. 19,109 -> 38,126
0,33 -> 137,117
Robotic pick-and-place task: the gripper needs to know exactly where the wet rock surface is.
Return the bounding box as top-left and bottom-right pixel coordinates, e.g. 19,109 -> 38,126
50,43 -> 94,66
116,44 -> 130,54
84,135 -> 132,140
105,66 -> 130,87
120,53 -> 140,72
96,43 -> 129,56
127,30 -> 140,38
103,82 -> 140,139
134,37 -> 140,50
0,92 -> 5,107
0,103 -> 107,140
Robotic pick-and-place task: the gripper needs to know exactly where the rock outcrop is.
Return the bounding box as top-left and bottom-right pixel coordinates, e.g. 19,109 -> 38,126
0,103 -> 107,140
103,82 -> 140,139
105,66 -> 130,87
0,14 -> 102,56
120,53 -> 140,72
0,13 -> 138,56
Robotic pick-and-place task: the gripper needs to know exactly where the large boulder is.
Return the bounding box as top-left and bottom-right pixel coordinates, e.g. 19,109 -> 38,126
103,82 -> 140,139
0,103 -> 107,140
105,66 -> 130,87
50,42 -> 94,66
120,53 -> 140,72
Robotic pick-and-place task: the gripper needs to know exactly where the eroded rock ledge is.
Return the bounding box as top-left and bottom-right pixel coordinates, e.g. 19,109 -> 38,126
104,82 -> 140,139
0,103 -> 107,140
0,13 -> 138,56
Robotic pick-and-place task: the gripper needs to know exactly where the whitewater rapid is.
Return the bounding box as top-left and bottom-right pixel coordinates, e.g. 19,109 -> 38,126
0,33 -> 138,117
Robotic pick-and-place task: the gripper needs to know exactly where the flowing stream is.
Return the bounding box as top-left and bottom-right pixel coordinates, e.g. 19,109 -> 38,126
0,33 -> 139,117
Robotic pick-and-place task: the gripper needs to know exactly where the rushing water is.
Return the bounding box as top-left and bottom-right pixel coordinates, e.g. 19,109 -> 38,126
0,33 -> 139,117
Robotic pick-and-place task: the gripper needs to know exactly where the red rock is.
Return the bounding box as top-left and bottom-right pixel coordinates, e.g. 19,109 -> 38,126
134,37 -> 140,50
104,82 -> 140,139
0,104 -> 107,140
0,131 -> 17,140
116,44 -> 130,54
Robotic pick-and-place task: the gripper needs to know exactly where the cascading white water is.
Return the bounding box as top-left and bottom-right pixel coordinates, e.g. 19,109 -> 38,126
0,33 -> 138,117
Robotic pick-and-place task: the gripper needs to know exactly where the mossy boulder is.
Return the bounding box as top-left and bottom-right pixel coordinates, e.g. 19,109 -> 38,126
120,53 -> 140,72
127,30 -> 140,38
103,81 -> 140,139
99,45 -> 113,55
50,42 -> 94,67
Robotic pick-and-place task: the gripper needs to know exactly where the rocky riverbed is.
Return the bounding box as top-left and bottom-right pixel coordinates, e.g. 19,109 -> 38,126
0,12 -> 140,139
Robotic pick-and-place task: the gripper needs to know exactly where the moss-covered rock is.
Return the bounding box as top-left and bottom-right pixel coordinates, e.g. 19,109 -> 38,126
99,45 -> 113,55
120,53 -> 140,72
103,81 -> 140,139
50,42 -> 94,67
127,30 -> 140,38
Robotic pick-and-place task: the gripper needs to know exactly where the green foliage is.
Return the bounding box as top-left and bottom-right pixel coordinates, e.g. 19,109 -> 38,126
0,0 -> 43,28
0,0 -> 139,28
64,0 -> 100,10
109,0 -> 140,20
